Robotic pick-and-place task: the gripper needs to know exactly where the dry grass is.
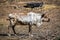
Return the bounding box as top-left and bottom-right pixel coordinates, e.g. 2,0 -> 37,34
0,1 -> 60,40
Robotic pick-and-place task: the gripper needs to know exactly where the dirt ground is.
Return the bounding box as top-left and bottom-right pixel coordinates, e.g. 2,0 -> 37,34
0,0 -> 60,40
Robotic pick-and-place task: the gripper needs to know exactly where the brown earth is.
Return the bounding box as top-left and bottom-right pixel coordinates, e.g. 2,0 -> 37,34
0,0 -> 60,40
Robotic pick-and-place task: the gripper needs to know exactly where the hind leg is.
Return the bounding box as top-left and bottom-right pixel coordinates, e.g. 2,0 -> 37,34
8,19 -> 17,36
11,25 -> 17,36
8,24 -> 13,36
8,25 -> 17,36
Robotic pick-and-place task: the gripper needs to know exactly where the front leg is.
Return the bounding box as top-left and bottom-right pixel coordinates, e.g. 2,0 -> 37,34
28,22 -> 34,37
28,22 -> 32,33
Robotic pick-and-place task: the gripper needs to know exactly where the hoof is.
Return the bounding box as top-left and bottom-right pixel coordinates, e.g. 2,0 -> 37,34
14,34 -> 17,36
8,34 -> 11,36
30,34 -> 33,37
29,33 -> 33,37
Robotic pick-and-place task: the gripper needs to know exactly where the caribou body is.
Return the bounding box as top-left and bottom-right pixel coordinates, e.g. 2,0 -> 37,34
7,12 -> 50,36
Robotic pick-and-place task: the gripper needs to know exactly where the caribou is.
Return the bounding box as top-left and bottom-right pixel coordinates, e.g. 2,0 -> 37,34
7,12 -> 50,36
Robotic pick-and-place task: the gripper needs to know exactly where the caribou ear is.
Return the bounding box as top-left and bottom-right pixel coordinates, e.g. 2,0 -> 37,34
6,18 -> 10,20
41,14 -> 48,18
42,18 -> 50,22
41,14 -> 45,18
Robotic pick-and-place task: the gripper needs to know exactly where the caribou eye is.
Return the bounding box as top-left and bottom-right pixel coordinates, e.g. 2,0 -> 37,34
47,18 -> 50,22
